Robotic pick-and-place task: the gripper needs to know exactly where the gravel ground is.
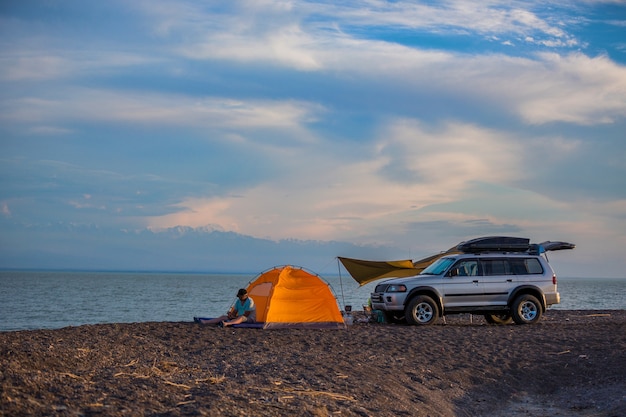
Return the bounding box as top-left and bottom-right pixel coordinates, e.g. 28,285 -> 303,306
1,310 -> 625,416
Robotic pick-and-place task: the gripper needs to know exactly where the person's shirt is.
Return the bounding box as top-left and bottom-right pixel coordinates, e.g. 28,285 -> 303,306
234,297 -> 256,321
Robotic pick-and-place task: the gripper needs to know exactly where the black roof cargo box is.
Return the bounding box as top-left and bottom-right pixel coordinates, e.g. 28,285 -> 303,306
457,236 -> 530,253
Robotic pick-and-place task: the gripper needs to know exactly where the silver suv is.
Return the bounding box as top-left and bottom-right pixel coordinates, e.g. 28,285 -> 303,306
370,237 -> 573,325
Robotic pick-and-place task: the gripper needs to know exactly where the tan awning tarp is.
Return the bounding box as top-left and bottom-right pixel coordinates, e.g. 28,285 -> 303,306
338,257 -> 420,286
338,247 -> 459,286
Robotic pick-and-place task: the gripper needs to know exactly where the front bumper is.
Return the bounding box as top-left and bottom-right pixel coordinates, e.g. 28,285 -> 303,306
370,292 -> 406,311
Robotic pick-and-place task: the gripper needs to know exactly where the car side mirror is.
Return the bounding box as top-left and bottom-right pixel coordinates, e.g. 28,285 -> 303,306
448,268 -> 458,277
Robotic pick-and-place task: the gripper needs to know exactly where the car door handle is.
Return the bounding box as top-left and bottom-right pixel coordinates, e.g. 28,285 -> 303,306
506,279 -> 513,282
473,280 -> 479,284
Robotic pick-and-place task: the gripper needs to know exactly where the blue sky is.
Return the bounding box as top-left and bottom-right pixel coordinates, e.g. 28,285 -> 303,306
1,0 -> 625,277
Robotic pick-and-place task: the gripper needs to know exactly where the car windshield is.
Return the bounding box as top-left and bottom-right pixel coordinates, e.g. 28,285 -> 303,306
421,257 -> 456,275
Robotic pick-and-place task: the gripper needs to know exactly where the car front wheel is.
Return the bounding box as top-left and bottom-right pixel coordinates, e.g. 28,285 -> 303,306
511,294 -> 542,324
405,295 -> 439,325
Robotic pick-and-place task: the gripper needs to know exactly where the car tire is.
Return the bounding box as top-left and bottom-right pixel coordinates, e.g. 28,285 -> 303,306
511,294 -> 542,324
405,295 -> 439,325
484,313 -> 513,325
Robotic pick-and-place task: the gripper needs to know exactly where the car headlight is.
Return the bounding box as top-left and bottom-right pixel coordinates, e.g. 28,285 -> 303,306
386,284 -> 407,292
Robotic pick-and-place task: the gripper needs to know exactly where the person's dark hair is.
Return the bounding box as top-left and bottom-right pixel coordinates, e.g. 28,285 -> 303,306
237,288 -> 247,297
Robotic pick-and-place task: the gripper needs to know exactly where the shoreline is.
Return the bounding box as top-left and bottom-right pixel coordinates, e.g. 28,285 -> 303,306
2,306 -> 625,334
2,310 -> 625,416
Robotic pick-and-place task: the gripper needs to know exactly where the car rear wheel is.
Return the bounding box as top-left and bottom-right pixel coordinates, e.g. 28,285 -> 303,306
405,295 -> 439,325
511,294 -> 542,324
484,313 -> 513,325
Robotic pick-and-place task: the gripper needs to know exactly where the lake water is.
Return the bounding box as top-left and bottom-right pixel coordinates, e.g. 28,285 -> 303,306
1,271 -> 624,331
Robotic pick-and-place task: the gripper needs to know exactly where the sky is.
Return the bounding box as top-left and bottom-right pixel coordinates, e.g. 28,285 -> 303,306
1,0 -> 625,278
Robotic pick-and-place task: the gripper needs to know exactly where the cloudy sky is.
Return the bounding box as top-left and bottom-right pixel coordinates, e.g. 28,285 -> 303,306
1,1 -> 625,277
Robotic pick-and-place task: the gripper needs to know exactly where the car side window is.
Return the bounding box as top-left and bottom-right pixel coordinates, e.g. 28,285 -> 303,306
449,260 -> 479,277
509,258 -> 544,274
481,259 -> 512,275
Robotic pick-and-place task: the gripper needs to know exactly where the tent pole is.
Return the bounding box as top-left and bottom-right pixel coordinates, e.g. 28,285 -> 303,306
336,258 -> 346,309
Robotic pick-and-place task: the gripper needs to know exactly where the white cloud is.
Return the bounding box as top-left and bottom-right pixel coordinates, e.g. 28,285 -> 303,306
419,52 -> 626,125
4,2 -> 619,129
514,53 -> 626,125
1,202 -> 11,218
1,89 -> 324,144
136,0 -> 582,72
312,1 -> 576,42
169,17 -> 624,127
0,48 -> 157,82
0,55 -> 69,81
376,119 -> 524,186
179,24 -> 324,71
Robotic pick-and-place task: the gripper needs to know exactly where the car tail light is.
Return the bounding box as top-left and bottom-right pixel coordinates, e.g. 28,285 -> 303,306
552,274 -> 557,285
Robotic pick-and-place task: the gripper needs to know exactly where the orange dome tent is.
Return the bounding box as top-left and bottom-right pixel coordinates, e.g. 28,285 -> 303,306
246,266 -> 346,329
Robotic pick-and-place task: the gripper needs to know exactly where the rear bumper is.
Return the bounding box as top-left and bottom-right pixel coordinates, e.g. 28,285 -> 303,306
545,291 -> 560,306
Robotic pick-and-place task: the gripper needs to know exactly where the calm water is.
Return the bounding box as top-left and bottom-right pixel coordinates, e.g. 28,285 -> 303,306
1,271 -> 624,331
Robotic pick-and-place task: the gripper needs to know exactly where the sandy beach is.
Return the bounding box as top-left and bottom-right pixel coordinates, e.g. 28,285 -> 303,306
1,310 -> 625,417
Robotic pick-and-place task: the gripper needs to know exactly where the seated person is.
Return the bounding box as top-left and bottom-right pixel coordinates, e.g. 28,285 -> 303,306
198,289 -> 256,327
